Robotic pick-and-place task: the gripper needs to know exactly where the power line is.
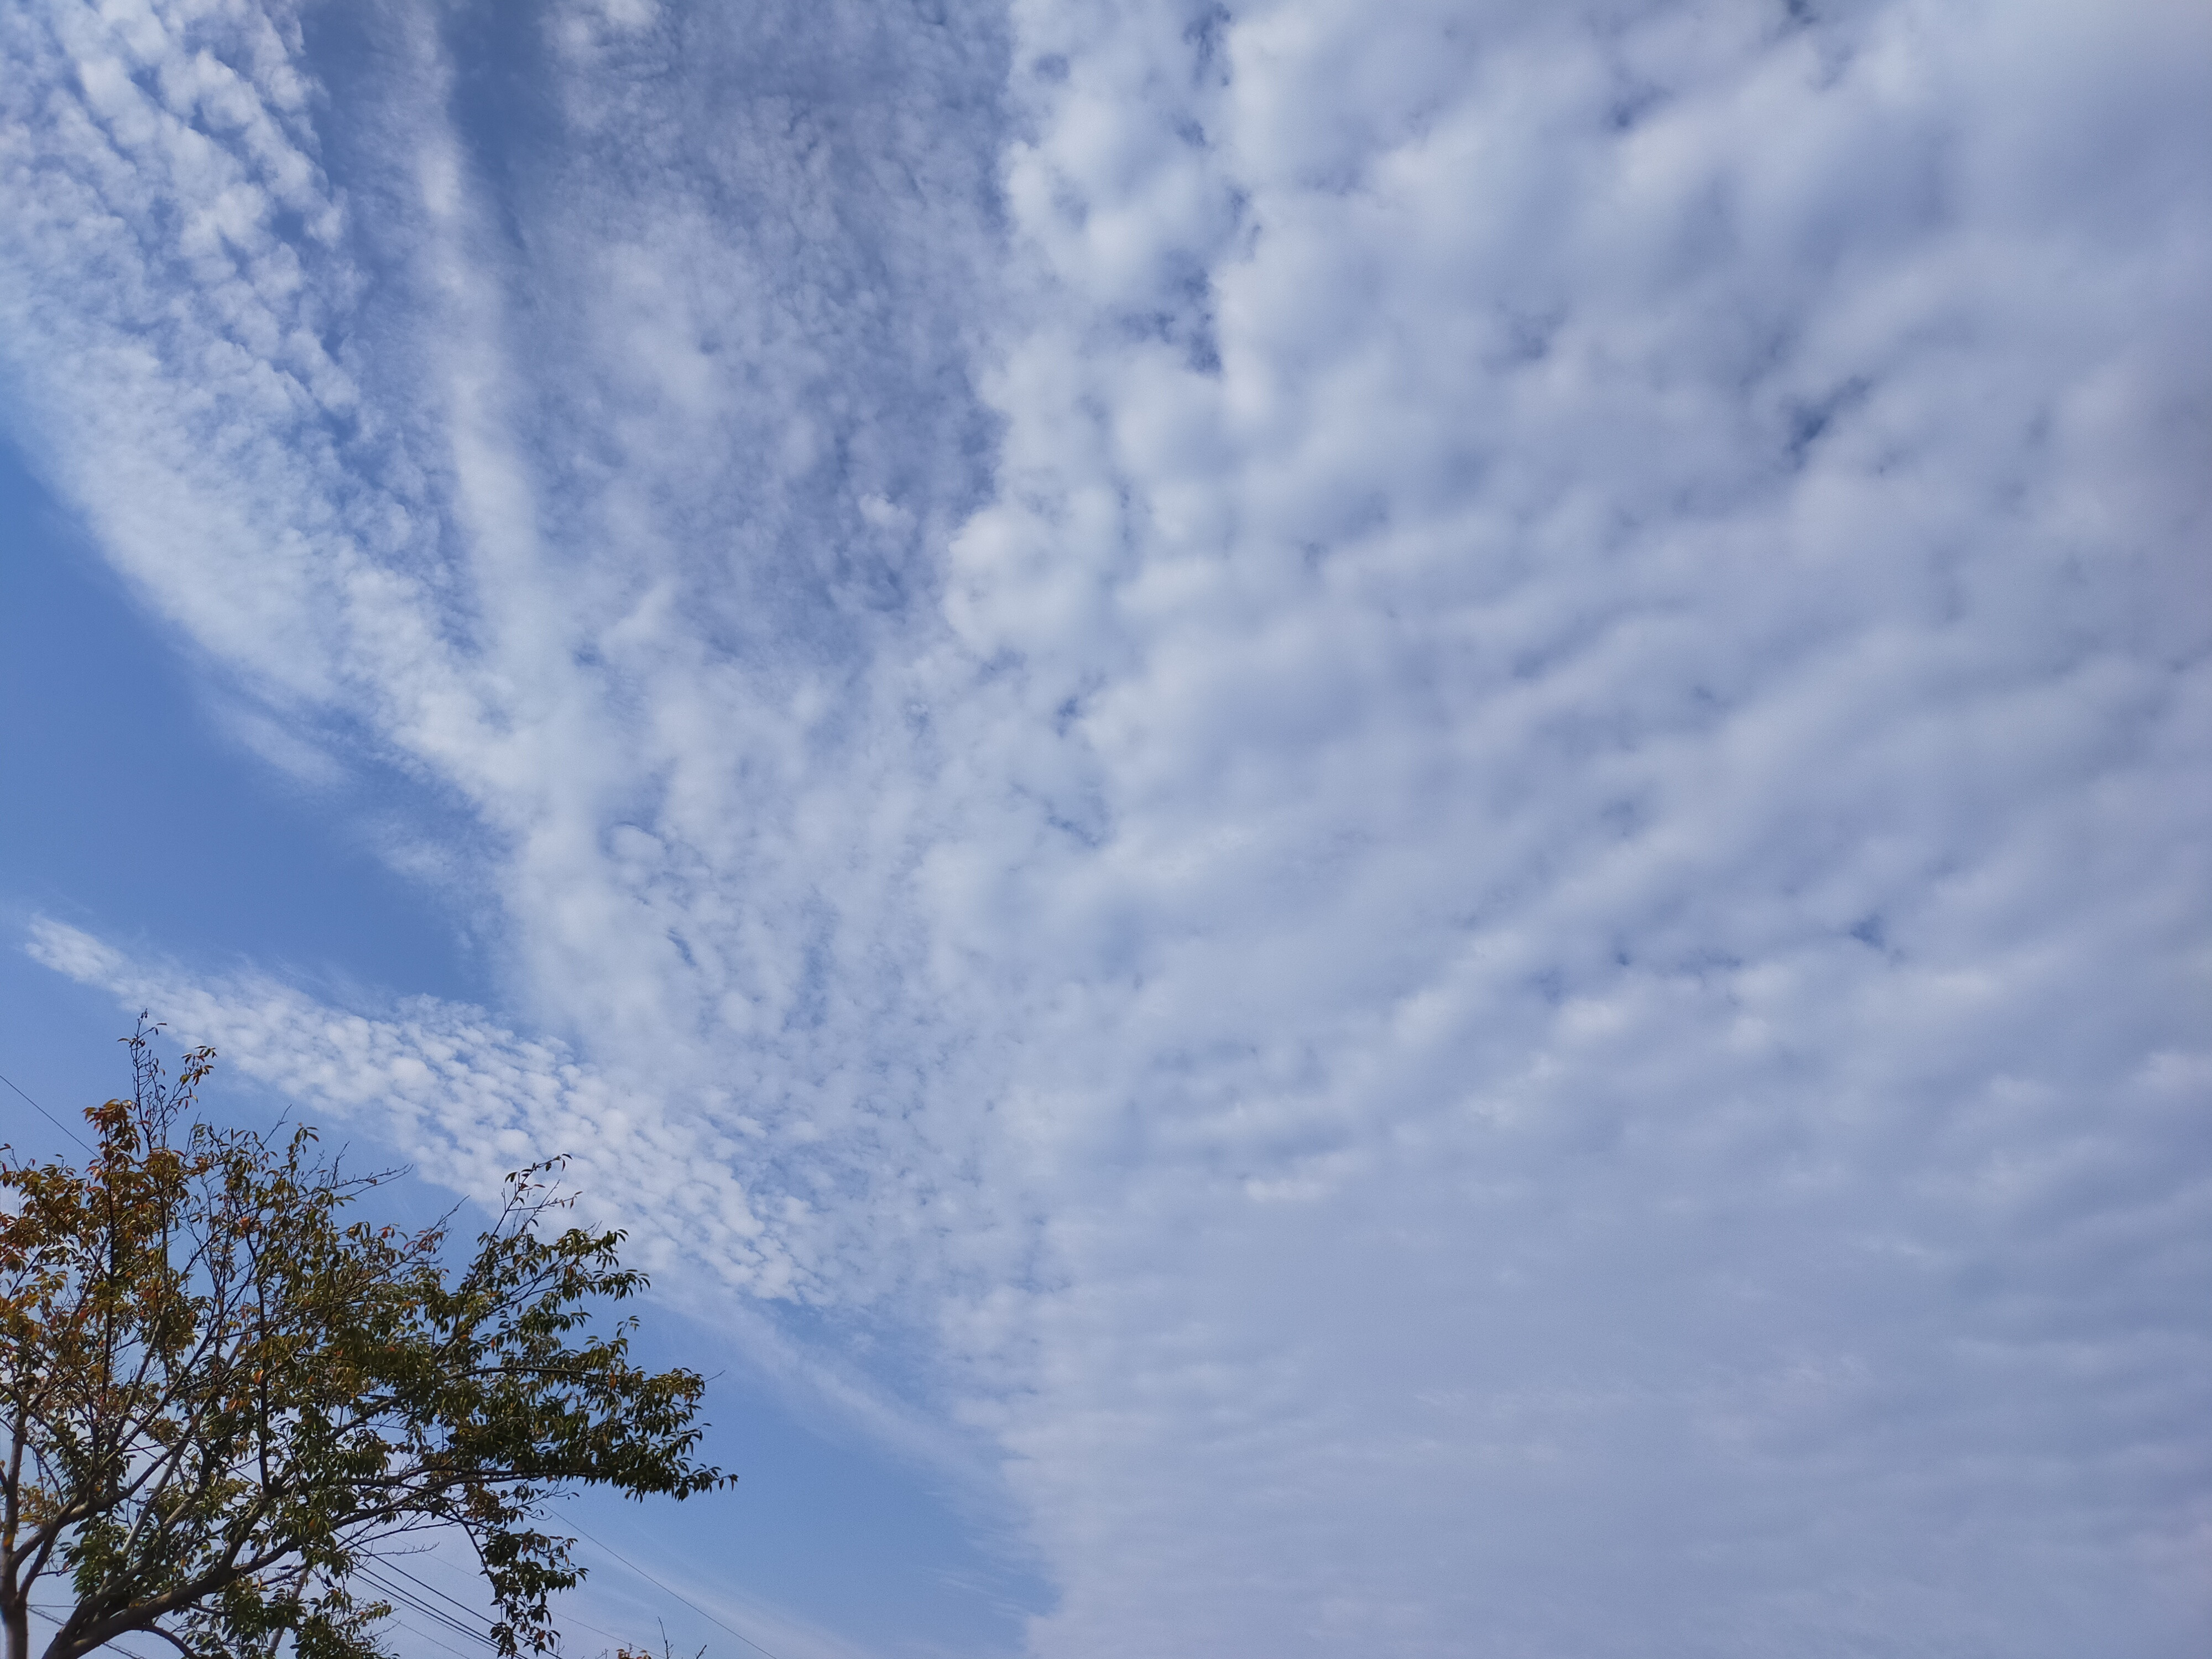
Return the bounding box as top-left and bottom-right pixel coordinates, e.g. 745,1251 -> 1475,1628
394,1616 -> 490,1659
25,1598 -> 157,1659
382,1561 -> 504,1633
361,1552 -> 650,1658
2,1070 -> 781,1659
0,1067 -> 92,1152
549,1605 -> 634,1647
355,1566 -> 500,1653
565,1521 -> 785,1659
43,1563 -> 629,1659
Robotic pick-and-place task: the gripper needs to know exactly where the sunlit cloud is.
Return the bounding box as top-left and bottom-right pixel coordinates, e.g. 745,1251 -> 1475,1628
8,0 -> 2209,1652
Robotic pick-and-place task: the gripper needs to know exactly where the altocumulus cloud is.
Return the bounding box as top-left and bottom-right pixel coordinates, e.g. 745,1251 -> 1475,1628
8,0 -> 2211,1654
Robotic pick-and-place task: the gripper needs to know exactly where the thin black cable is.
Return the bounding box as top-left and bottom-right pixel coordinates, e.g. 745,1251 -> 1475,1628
545,1604 -> 633,1647
565,1521 -> 785,1659
1,1095 -> 760,1659
24,1600 -> 156,1659
382,1559 -> 630,1652
379,1561 -> 505,1632
354,1567 -> 501,1652
0,1067 -> 92,1151
364,1557 -> 627,1656
393,1616 -> 488,1659
46,1568 -> 527,1659
367,1562 -> 500,1634
372,1589 -> 496,1651
358,1568 -> 493,1642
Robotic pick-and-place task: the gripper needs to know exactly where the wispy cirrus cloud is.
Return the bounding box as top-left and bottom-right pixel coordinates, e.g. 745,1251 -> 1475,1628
10,0 -> 2212,1653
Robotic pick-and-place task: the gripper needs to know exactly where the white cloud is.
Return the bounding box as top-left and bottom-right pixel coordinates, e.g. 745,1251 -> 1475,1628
24,916 -> 800,1293
10,0 -> 2212,1653
940,0 -> 2212,1650
20,916 -> 1001,1500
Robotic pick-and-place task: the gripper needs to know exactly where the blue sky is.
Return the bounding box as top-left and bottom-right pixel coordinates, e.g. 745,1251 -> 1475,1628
0,425 -> 1038,1659
3,2 -> 2209,1656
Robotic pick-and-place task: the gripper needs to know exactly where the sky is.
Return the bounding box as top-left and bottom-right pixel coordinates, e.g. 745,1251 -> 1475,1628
2,1 -> 2209,1655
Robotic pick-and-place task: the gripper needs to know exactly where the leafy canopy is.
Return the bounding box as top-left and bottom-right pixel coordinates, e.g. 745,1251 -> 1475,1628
0,1025 -> 728,1659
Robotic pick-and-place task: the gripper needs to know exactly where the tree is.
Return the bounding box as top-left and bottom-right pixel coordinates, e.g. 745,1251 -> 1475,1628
0,1024 -> 729,1659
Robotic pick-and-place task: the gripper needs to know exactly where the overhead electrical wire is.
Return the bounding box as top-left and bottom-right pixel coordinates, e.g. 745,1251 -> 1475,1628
5,1059 -> 786,1659
0,1065 -> 92,1151
382,1561 -> 511,1634
564,1521 -> 786,1659
390,1617 -> 489,1659
354,1565 -> 502,1653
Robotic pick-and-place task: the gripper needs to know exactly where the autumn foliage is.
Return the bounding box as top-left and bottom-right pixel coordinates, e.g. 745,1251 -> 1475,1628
0,1025 -> 726,1659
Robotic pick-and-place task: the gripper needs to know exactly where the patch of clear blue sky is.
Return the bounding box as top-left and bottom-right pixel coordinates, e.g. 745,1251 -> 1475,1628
0,436 -> 492,1006
0,433 -> 1040,1658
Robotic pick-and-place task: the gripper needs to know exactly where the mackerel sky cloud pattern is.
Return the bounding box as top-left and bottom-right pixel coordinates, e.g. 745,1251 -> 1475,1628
5,1 -> 2210,1654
